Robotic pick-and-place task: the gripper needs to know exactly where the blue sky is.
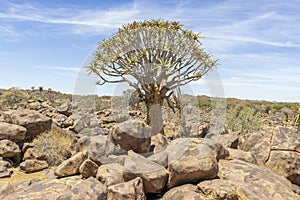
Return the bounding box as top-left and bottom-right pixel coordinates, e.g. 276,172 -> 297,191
0,0 -> 300,102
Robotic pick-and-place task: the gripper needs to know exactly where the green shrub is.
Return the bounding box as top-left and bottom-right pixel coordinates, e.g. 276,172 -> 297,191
32,130 -> 75,166
0,88 -> 29,109
225,104 -> 261,135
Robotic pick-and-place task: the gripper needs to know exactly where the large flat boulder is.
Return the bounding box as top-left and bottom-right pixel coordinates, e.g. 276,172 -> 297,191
3,109 -> 52,138
0,122 -> 27,141
20,159 -> 48,173
218,159 -> 299,199
166,138 -> 225,189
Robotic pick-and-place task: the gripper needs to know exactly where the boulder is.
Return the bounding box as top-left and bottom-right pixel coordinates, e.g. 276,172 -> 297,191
266,127 -> 300,185
197,179 -> 240,199
96,163 -> 134,186
107,177 -> 146,200
166,138 -> 222,189
205,132 -> 239,149
57,102 -> 72,116
0,165 -> 13,178
150,133 -> 169,153
227,148 -> 258,164
62,115 -> 74,128
162,184 -> 204,200
218,159 -> 299,199
69,177 -> 107,200
20,159 -> 48,173
147,149 -> 168,168
124,150 -> 168,193
79,159 -> 99,178
0,122 -> 27,142
54,152 -> 87,178
0,140 -> 21,158
76,135 -> 126,165
22,148 -> 46,161
109,120 -> 152,153
0,183 -> 14,198
51,113 -> 67,127
3,109 -> 52,138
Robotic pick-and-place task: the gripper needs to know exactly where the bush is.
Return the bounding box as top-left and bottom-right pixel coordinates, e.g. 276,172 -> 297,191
0,88 -> 29,109
32,130 -> 75,166
225,104 -> 261,135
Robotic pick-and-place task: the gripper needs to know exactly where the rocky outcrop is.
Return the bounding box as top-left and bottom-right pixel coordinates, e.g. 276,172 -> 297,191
218,159 -> 299,199
3,109 -> 52,138
109,120 -> 152,153
0,122 -> 27,141
54,152 -> 87,177
107,177 -> 146,200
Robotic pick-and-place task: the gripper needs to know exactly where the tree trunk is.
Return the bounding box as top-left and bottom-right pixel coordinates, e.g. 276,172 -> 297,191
145,91 -> 164,135
297,126 -> 300,138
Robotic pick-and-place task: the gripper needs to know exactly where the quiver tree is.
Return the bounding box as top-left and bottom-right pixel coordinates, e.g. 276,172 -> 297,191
88,19 -> 217,134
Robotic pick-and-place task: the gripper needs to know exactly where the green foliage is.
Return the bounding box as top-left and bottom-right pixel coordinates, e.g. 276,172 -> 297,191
225,104 -> 262,135
293,109 -> 300,126
0,88 -> 29,109
32,130 -> 75,166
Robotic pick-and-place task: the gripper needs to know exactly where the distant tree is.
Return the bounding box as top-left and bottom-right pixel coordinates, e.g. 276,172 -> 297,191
38,86 -> 43,99
31,86 -> 35,90
88,19 -> 217,133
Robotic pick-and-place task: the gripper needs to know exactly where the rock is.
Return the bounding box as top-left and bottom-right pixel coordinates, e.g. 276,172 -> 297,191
51,113 -> 67,127
239,129 -> 272,163
150,133 -> 169,153
0,122 -> 27,141
218,159 -> 299,199
266,127 -> 300,185
70,177 -> 107,200
0,140 -> 21,158
292,184 -> 300,195
76,135 -> 126,165
3,109 -> 52,138
205,132 -> 239,149
227,148 -> 258,164
22,142 -> 34,153
147,149 -> 168,168
57,102 -> 72,116
162,184 -> 203,200
0,165 -> 13,178
107,177 -> 146,200
109,120 -> 152,153
54,152 -> 87,177
22,148 -> 46,161
79,159 -> 98,178
96,163 -> 134,186
20,159 -> 48,173
0,183 -> 14,199
166,138 -> 221,189
198,179 -> 240,199
62,115 -> 74,128
124,150 -> 168,193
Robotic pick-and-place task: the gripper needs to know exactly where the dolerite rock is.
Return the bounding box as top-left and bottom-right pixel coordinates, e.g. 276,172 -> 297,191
3,109 -> 52,138
0,164 -> 13,178
0,122 -> 27,142
76,135 -> 126,165
69,177 -> 107,200
57,102 -> 72,116
109,120 -> 152,153
51,113 -> 67,127
54,152 -> 87,177
162,184 -> 204,200
0,140 -> 21,158
166,138 -> 223,189
22,148 -> 46,161
147,149 -> 168,168
150,133 -> 169,153
96,163 -> 134,187
266,127 -> 300,185
124,150 -> 168,193
227,148 -> 258,164
79,159 -> 99,178
197,179 -> 240,199
218,159 -> 299,199
107,177 -> 146,200
20,159 -> 48,173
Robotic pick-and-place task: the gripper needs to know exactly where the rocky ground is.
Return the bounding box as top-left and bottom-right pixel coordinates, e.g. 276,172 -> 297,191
0,88 -> 299,199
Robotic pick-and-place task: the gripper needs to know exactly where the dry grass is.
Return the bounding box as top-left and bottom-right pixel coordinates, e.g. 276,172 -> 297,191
32,130 -> 75,166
